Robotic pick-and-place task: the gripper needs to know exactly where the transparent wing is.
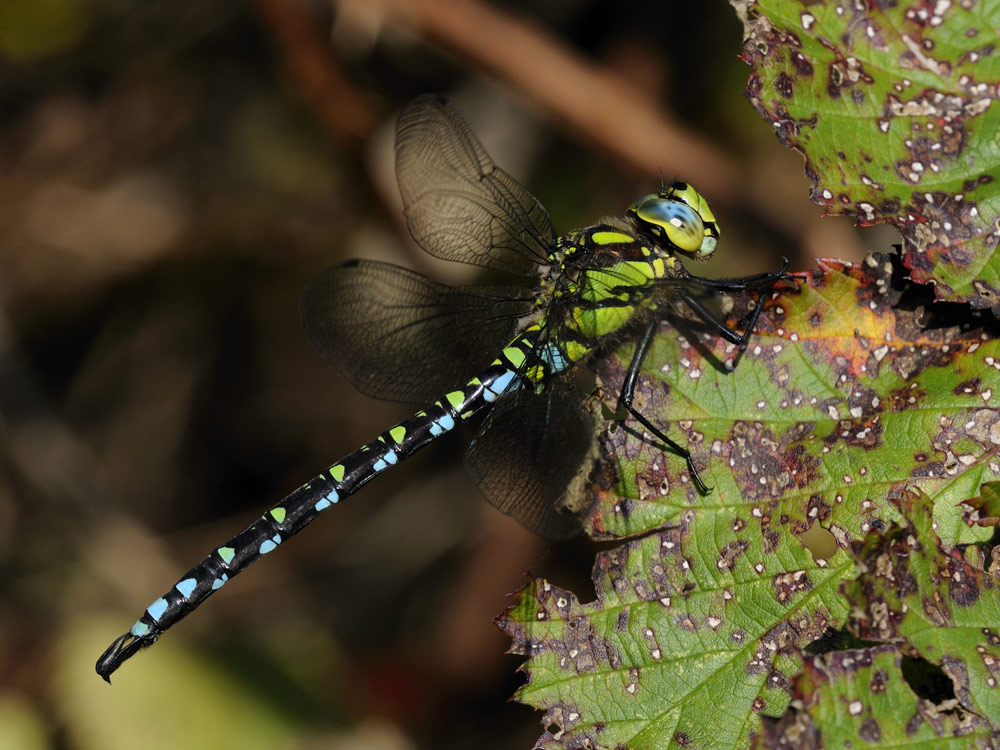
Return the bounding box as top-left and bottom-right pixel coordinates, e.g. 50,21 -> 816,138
396,95 -> 556,277
301,260 -> 534,403
465,378 -> 596,539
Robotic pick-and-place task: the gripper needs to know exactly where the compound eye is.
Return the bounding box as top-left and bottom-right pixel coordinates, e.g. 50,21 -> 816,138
632,197 -> 707,255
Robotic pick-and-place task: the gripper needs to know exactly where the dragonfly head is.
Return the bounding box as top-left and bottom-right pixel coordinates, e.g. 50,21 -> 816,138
626,182 -> 719,260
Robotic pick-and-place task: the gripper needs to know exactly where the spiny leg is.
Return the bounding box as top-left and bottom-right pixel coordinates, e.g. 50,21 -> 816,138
684,257 -> 791,291
615,318 -> 711,494
679,291 -> 763,347
680,258 -> 791,347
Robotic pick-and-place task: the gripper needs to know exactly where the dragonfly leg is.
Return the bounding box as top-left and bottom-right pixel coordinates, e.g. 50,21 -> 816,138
683,257 -> 791,290
616,318 -> 711,494
679,259 -> 790,347
680,291 -> 763,347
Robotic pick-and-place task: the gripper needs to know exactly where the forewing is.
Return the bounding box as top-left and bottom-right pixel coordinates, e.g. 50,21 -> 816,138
396,95 -> 555,277
301,260 -> 533,403
465,379 -> 596,539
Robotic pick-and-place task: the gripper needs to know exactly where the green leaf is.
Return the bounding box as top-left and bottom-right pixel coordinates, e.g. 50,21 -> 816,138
847,489 -> 1000,726
502,253 -> 1000,748
498,532 -> 853,750
758,646 -> 998,749
589,253 -> 999,549
734,0 -> 1000,311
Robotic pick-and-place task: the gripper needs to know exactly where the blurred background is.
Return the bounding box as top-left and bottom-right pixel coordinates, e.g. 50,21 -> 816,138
0,1 -> 875,748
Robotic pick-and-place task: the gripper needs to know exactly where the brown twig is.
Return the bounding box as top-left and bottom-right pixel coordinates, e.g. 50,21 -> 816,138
253,0 -> 377,141
355,0 -> 739,200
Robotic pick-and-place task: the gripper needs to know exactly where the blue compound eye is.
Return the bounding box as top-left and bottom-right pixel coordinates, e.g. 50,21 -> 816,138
627,187 -> 719,258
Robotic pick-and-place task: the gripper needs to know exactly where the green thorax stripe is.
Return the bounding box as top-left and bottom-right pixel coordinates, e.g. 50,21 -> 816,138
561,232 -> 665,341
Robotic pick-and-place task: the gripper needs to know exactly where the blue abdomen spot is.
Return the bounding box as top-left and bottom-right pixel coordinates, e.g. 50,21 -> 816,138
315,487 -> 340,512
259,539 -> 277,555
485,369 -> 518,401
146,598 -> 168,622
175,578 -> 197,599
129,620 -> 151,637
431,413 -> 456,435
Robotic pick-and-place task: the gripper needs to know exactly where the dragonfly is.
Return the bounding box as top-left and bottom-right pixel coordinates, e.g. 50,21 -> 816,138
97,95 -> 790,681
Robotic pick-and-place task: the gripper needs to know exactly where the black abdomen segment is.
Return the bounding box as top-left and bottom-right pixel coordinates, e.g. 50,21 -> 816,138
95,350 -> 532,682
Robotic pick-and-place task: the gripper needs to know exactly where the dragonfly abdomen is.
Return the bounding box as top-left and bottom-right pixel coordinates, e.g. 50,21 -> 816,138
96,325 -> 544,681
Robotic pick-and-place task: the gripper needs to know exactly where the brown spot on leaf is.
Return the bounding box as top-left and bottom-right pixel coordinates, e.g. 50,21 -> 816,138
676,614 -> 698,632
615,610 -> 629,631
806,493 -> 833,524
858,718 -> 882,742
892,344 -> 954,381
729,422 -> 814,499
772,570 -> 814,604
946,549 -> 980,607
869,668 -> 889,694
792,51 -> 813,76
775,72 -> 794,98
952,378 -> 982,397
921,591 -> 951,627
747,643 -> 771,675
941,655 -> 974,710
880,197 -> 901,214
767,669 -> 792,692
954,408 -> 1000,453
718,540 -> 750,571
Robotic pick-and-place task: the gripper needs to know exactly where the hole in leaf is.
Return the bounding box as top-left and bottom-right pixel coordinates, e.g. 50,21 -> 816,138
901,655 -> 956,704
797,522 -> 838,560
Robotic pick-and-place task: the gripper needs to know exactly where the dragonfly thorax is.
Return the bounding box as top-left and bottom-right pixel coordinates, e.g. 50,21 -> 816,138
517,223 -> 687,375
530,183 -> 722,352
